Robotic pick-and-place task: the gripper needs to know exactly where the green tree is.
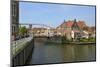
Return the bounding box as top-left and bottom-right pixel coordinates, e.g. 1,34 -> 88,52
19,26 -> 27,36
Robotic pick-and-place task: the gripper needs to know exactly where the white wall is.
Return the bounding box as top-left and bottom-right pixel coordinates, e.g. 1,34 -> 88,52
0,0 -> 100,67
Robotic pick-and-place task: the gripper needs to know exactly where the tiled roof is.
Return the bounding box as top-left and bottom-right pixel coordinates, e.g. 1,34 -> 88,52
77,21 -> 86,28
57,20 -> 86,29
66,20 -> 73,27
65,20 -> 86,28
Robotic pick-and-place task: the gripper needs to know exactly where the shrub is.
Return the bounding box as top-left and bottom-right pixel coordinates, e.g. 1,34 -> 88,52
80,38 -> 95,42
61,36 -> 71,44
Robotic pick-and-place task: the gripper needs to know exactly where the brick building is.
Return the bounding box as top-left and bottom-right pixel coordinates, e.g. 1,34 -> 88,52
57,19 -> 86,40
11,0 -> 19,40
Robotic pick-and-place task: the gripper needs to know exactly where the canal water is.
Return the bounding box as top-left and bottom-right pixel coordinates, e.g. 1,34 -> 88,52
29,38 -> 96,65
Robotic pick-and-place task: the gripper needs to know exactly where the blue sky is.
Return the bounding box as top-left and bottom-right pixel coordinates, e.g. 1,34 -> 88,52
19,2 -> 96,28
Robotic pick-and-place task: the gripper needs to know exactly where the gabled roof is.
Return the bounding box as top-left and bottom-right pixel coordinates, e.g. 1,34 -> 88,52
72,19 -> 78,27
77,21 -> 86,28
66,20 -> 73,27
57,19 -> 86,29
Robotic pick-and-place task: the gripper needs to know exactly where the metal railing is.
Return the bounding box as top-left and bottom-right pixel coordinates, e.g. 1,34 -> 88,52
11,36 -> 33,57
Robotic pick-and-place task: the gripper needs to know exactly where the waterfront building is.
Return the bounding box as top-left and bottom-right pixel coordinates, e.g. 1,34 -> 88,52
57,19 -> 86,40
11,0 -> 19,40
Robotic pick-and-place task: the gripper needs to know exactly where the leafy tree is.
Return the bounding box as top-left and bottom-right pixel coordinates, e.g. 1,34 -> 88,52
83,26 -> 90,31
90,26 -> 95,32
19,26 -> 27,36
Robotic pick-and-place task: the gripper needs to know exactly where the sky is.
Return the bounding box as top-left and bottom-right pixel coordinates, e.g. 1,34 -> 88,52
19,2 -> 96,28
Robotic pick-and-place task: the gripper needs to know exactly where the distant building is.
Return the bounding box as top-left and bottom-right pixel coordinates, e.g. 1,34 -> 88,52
82,31 -> 89,39
77,20 -> 86,29
31,28 -> 56,37
57,19 -> 86,40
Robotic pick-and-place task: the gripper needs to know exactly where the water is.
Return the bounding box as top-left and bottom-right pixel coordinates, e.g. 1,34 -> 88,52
29,38 -> 96,65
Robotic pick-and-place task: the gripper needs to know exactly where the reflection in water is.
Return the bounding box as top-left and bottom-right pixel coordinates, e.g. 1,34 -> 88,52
29,38 -> 96,65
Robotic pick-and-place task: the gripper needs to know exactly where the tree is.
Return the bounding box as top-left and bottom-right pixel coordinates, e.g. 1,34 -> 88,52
90,26 -> 95,32
19,26 -> 27,36
83,26 -> 90,31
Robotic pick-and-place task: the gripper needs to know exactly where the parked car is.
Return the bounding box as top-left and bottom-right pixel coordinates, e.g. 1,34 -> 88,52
15,36 -> 20,40
25,35 -> 29,37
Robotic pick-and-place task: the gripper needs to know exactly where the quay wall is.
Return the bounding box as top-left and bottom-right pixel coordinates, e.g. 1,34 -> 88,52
12,38 -> 34,67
